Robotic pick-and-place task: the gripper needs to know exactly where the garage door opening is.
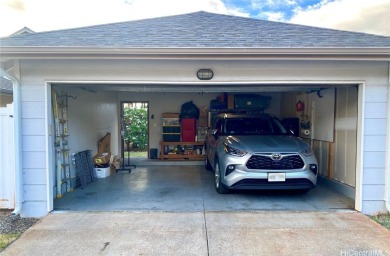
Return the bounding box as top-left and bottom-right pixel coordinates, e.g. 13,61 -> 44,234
50,82 -> 360,213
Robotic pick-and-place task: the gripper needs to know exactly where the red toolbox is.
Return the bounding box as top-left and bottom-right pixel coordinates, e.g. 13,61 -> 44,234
181,118 -> 196,142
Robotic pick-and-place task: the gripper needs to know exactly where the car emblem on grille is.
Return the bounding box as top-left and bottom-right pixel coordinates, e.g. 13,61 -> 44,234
271,153 -> 282,160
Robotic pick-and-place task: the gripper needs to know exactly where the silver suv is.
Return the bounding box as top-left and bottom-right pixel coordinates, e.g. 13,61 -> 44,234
204,113 -> 318,194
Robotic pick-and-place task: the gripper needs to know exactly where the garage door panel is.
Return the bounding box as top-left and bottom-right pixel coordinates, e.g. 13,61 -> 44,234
345,130 -> 356,187
334,130 -> 347,183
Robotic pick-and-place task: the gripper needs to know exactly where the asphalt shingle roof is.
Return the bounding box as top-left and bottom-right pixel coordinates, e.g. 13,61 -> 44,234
1,11 -> 389,48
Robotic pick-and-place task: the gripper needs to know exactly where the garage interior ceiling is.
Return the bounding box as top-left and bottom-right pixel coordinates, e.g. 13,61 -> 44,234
56,83 -> 356,93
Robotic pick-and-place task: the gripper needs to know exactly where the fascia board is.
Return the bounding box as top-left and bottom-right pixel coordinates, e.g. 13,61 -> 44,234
1,47 -> 390,61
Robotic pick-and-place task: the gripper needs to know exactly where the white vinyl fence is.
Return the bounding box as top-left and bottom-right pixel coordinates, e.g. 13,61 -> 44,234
0,103 -> 15,209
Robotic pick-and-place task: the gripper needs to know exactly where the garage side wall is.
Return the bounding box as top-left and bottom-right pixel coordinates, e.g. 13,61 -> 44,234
52,86 -> 119,190
17,59 -> 389,216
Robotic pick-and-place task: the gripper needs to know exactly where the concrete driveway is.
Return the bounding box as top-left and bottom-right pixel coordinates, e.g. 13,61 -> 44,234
3,211 -> 390,256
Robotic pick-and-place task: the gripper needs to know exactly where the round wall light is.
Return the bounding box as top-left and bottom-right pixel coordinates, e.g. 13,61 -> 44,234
197,69 -> 214,80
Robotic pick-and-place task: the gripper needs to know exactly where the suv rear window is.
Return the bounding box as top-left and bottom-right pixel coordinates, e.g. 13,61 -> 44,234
222,117 -> 288,135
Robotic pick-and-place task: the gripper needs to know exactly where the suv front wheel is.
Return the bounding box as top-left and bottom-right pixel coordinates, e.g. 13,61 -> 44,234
214,160 -> 229,194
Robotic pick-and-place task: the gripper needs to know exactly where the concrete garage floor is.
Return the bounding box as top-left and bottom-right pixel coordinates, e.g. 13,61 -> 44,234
54,165 -> 354,212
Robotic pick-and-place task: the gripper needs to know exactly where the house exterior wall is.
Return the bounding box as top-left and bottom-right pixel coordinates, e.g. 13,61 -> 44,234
16,58 -> 389,216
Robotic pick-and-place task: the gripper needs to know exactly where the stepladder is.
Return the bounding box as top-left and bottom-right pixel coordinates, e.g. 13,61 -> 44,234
52,91 -> 73,198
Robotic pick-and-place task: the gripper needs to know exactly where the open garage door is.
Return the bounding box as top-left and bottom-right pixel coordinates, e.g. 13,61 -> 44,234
51,82 -> 359,212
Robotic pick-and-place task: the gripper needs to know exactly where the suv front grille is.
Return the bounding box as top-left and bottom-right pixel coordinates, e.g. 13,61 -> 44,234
246,154 -> 304,170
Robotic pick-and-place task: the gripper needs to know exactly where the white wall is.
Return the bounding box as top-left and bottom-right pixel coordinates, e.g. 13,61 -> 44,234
15,58 -> 390,216
53,86 -> 119,181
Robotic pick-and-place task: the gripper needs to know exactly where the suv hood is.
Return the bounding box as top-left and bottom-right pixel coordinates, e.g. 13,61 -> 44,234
224,135 -> 309,153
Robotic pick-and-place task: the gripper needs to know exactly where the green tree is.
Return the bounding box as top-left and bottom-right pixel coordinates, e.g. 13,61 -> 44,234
123,107 -> 148,150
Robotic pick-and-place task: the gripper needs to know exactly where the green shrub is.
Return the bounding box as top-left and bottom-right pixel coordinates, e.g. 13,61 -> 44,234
123,107 -> 148,150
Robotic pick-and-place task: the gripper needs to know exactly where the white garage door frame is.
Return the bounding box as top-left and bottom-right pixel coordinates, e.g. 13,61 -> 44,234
44,80 -> 365,212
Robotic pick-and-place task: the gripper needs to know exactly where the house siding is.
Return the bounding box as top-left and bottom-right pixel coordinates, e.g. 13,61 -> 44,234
15,59 -> 389,216
20,82 -> 48,217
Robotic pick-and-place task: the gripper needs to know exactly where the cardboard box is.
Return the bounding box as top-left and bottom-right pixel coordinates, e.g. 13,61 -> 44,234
94,167 -> 110,178
109,155 -> 121,175
197,119 -> 208,127
93,133 -> 111,165
93,153 -> 111,165
110,165 -> 116,175
197,127 -> 208,135
199,106 -> 208,117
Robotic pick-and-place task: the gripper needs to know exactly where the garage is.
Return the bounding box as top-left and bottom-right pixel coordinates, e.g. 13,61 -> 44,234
1,11 -> 389,217
48,78 -> 358,212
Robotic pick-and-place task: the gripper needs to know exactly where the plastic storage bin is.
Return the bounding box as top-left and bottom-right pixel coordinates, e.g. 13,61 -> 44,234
94,167 -> 110,178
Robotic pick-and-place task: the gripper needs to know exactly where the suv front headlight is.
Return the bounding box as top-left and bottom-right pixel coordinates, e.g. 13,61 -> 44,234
223,142 -> 247,157
302,147 -> 313,157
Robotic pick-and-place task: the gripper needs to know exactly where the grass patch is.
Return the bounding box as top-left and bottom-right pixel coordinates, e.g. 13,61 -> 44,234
370,213 -> 390,229
0,234 -> 20,252
124,151 -> 147,158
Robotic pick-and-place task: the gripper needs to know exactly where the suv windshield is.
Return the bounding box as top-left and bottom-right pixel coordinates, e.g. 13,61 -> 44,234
222,117 -> 288,136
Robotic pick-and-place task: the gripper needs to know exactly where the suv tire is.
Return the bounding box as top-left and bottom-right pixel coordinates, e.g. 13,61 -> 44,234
214,160 -> 229,194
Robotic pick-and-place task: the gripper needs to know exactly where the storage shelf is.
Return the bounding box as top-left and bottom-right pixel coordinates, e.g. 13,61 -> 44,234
160,141 -> 205,161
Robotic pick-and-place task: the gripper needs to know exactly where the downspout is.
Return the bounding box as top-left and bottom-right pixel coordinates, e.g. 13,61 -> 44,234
386,61 -> 390,213
0,68 -> 23,215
